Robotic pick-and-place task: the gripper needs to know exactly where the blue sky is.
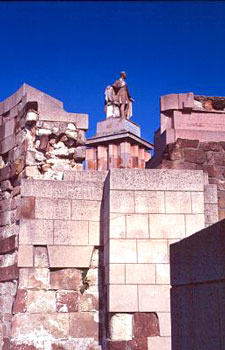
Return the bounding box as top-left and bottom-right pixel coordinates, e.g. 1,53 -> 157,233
1,1 -> 225,143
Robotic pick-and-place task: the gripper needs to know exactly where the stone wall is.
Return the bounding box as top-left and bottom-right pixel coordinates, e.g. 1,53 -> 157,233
104,169 -> 209,350
170,220 -> 225,350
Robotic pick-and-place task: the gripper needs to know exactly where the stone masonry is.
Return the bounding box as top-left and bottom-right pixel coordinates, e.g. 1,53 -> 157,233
0,86 -> 224,350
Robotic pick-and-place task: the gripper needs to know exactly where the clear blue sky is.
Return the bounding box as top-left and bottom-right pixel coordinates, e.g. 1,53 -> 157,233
1,1 -> 225,143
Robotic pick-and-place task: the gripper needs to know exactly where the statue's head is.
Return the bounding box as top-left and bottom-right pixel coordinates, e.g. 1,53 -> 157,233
120,71 -> 127,79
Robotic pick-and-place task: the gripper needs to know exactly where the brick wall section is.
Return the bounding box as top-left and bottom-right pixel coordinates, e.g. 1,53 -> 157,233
170,220 -> 225,350
11,172 -> 107,350
149,138 -> 222,225
104,168 -> 206,350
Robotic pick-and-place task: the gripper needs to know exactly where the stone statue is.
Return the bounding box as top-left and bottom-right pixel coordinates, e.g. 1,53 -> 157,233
104,71 -> 134,119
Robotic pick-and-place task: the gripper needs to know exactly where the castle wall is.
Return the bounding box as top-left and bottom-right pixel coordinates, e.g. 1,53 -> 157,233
170,220 -> 225,350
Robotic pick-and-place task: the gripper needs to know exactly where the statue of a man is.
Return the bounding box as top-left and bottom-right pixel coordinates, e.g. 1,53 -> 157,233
104,71 -> 134,119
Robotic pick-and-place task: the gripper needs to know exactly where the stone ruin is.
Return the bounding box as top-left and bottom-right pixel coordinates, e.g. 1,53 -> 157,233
0,85 -> 224,350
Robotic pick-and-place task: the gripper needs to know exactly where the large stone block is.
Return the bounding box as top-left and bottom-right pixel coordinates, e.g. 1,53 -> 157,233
110,239 -> 137,263
133,312 -> 159,337
137,240 -> 168,263
18,245 -> 33,267
69,312 -> 98,338
18,268 -> 49,290
13,289 -> 27,314
0,264 -> 19,282
110,191 -> 135,214
158,312 -> 171,336
138,285 -> 170,312
108,264 -> 125,284
149,214 -> 185,239
109,169 -> 204,191
72,200 -> 101,221
125,264 -> 155,284
156,264 -> 170,285
34,247 -> 49,268
135,191 -> 165,214
27,290 -> 56,313
79,292 -> 98,312
108,285 -> 138,312
109,213 -> 126,239
191,192 -> 204,213
20,197 -> 35,219
109,313 -> 133,341
35,198 -> 71,220
50,268 -> 82,290
147,336 -> 171,350
0,235 -> 16,254
185,214 -> 205,236
126,214 -> 149,238
107,338 -> 147,350
19,219 -> 53,245
56,291 -> 79,313
88,221 -> 100,246
48,246 -> 94,268
165,191 -> 191,214
54,220 -> 88,245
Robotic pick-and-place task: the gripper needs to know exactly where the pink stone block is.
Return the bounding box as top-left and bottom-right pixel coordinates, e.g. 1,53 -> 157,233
19,219 -> 53,245
138,285 -> 170,312
126,214 -> 149,238
158,312 -> 171,336
147,336 -> 171,350
160,94 -> 179,111
126,264 -> 155,284
108,285 -> 138,312
135,191 -> 165,213
27,290 -> 56,313
35,198 -> 71,220
110,239 -> 137,263
88,221 -> 100,246
18,245 -> 33,267
156,264 -> 170,285
110,213 -> 126,239
108,264 -> 125,284
48,246 -> 94,268
185,214 -> 205,236
165,191 -> 191,214
149,214 -> 185,239
72,200 -> 101,221
191,192 -> 204,213
137,240 -> 168,263
110,190 -> 135,213
54,220 -> 88,245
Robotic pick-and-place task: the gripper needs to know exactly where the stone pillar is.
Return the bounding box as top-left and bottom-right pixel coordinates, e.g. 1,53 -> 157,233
86,148 -> 97,170
120,142 -> 132,168
108,144 -> 118,169
138,147 -> 145,169
97,145 -> 108,170
131,145 -> 139,168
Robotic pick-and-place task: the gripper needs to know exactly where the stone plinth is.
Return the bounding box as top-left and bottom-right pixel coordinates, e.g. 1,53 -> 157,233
86,118 -> 153,170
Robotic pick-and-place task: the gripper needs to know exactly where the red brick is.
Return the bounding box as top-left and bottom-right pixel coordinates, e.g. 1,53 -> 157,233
56,291 -> 79,312
13,289 -> 27,314
21,197 -> 35,219
176,138 -> 199,149
50,268 -> 82,290
0,235 -> 16,254
0,264 -> 19,282
133,313 -> 159,338
183,149 -> 206,164
108,338 -> 147,350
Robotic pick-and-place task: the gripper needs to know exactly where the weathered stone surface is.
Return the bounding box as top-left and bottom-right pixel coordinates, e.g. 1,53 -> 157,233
56,291 -> 79,312
50,268 -> 82,290
109,313 -> 133,341
48,246 -> 94,268
54,220 -> 88,245
18,268 -> 49,290
0,264 -> 19,282
69,312 -> 98,338
110,191 -> 134,213
80,292 -> 98,312
176,138 -> 199,149
18,245 -> 33,267
35,198 -> 71,220
13,289 -> 27,314
199,141 -> 221,152
108,338 -> 147,350
134,191 -> 165,214
27,290 -> 56,313
19,219 -> 53,245
183,149 -> 206,164
72,200 -> 101,221
34,246 -> 49,268
0,235 -> 16,254
20,197 -> 35,219
133,313 -> 159,337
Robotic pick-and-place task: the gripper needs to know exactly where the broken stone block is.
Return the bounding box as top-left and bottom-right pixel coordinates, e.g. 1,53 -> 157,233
56,291 -> 79,312
50,268 -> 83,290
133,313 -> 159,337
13,289 -> 27,314
109,313 -> 133,341
34,247 -> 49,268
18,268 -> 49,290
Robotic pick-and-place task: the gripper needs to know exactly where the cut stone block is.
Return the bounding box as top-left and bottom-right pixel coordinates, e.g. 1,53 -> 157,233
165,191 -> 191,214
110,191 -> 135,213
110,213 -> 126,239
109,313 -> 133,341
48,246 -> 94,268
138,285 -> 170,312
147,336 -> 171,350
54,220 -> 88,245
191,192 -> 204,213
88,221 -> 100,246
156,264 -> 170,285
133,312 -> 159,337
149,214 -> 185,239
19,219 -> 53,245
69,312 -> 98,338
72,200 -> 101,221
35,198 -> 71,220
108,285 -> 138,312
137,240 -> 168,263
27,290 -> 56,313
18,245 -> 33,267
50,268 -> 82,290
135,191 -> 165,214
108,264 -> 125,284
158,312 -> 171,336
18,268 -> 49,290
125,264 -> 155,284
56,291 -> 79,312
34,246 -> 49,268
185,214 -> 205,236
110,239 -> 137,263
126,214 -> 149,238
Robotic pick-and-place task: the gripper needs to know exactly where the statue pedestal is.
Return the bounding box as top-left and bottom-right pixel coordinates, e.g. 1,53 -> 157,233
86,117 -> 153,170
